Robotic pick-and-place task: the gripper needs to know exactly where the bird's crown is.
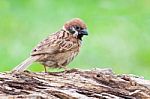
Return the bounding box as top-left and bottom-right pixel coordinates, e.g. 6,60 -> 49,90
64,18 -> 87,30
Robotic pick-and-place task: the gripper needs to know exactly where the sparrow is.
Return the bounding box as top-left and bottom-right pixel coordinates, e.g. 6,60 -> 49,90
12,18 -> 88,72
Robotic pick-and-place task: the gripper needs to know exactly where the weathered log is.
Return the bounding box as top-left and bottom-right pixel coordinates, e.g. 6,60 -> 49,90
0,68 -> 150,99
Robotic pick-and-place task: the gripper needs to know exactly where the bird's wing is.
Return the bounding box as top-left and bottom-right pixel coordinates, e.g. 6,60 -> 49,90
31,30 -> 80,56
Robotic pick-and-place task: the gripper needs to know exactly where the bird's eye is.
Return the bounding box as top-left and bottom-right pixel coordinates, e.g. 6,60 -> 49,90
75,26 -> 80,30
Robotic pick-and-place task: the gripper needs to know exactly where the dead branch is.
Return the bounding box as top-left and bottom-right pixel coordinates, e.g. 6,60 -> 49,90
0,68 -> 150,99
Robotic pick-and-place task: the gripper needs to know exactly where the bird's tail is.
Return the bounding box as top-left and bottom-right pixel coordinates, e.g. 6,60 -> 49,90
12,56 -> 39,72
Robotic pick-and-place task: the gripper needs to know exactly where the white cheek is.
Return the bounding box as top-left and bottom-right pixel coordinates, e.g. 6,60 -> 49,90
73,31 -> 78,37
72,28 -> 78,37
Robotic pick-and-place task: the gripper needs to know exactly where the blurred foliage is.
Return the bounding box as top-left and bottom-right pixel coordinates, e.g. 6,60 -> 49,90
0,0 -> 150,79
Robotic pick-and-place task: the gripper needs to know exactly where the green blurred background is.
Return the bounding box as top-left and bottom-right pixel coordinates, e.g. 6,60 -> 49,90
0,0 -> 150,79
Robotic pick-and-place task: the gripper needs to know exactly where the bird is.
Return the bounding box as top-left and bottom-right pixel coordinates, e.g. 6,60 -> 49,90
12,18 -> 88,72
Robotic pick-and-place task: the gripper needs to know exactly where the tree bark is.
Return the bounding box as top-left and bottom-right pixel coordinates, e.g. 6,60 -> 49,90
0,68 -> 150,99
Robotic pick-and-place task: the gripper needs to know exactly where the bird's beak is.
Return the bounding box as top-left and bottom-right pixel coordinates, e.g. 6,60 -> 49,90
80,29 -> 88,35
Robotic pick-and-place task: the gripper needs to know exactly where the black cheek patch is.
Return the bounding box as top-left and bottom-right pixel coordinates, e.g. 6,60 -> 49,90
68,28 -> 75,34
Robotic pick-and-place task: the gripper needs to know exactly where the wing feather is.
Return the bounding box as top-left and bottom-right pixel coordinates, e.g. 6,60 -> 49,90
31,30 -> 80,56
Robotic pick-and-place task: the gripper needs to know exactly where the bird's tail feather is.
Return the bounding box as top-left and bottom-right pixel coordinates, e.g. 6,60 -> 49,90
12,56 -> 39,72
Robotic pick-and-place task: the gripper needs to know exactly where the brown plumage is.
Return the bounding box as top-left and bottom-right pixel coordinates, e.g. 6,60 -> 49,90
12,18 -> 88,72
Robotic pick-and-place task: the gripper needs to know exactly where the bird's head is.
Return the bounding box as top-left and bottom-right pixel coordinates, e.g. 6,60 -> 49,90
63,18 -> 88,40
